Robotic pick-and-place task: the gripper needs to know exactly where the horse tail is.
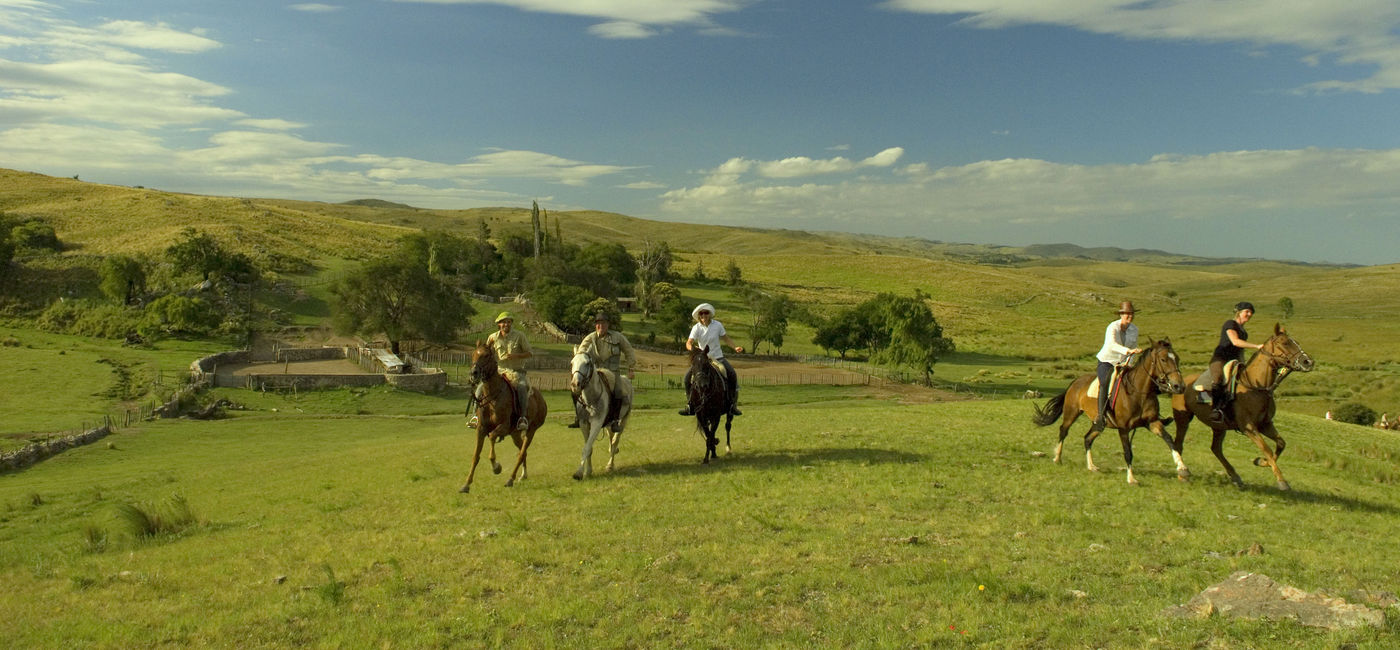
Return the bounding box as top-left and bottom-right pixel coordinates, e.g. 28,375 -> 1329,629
1031,392 -> 1067,427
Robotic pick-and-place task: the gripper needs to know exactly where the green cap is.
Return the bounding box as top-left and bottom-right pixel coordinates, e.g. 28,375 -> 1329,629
494,311 -> 514,323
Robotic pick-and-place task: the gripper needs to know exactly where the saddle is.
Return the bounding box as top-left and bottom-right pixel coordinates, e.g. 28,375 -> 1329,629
1085,366 -> 1125,400
1192,360 -> 1240,393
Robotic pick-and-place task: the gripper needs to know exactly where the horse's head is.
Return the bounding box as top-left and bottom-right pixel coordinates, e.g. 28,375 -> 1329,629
470,339 -> 498,384
569,344 -> 594,394
688,345 -> 710,370
1261,324 -> 1314,372
1144,337 -> 1186,394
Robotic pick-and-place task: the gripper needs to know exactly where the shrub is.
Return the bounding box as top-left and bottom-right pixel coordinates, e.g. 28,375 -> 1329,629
115,494 -> 198,539
36,299 -> 144,338
1333,402 -> 1377,426
139,294 -> 220,338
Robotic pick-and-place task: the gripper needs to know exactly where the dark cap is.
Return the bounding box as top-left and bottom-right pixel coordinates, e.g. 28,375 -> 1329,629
593,312 -> 610,323
1234,301 -> 1255,312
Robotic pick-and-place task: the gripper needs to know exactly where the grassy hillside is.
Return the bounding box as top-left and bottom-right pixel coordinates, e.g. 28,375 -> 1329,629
3,390 -> 1398,647
4,167 -> 1399,415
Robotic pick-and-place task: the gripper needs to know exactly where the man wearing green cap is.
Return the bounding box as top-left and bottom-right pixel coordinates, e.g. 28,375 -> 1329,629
485,311 -> 533,431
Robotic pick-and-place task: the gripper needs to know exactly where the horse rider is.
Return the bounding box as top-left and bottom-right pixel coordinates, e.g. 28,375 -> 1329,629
1089,300 -> 1143,434
1199,301 -> 1265,421
568,312 -> 636,428
678,302 -> 744,417
485,311 -> 534,431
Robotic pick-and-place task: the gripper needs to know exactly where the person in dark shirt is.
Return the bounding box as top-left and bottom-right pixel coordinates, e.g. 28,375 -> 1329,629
1200,301 -> 1267,420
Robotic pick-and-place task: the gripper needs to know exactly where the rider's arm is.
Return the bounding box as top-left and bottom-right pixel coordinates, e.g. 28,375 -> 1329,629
1225,329 -> 1263,350
721,334 -> 744,354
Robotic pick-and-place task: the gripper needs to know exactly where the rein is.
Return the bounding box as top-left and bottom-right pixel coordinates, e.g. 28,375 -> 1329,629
1239,336 -> 1307,392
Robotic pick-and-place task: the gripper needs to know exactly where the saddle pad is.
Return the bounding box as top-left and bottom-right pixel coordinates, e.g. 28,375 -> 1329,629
1192,360 -> 1239,392
1086,366 -> 1124,399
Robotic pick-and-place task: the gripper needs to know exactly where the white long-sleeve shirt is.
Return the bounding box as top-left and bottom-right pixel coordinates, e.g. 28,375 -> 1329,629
1095,319 -> 1138,364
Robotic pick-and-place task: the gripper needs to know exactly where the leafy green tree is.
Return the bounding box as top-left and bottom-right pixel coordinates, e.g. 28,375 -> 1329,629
578,242 -> 637,288
580,298 -> 622,331
165,227 -> 255,282
870,291 -> 954,384
725,258 -> 743,286
530,278 -> 595,334
99,256 -> 147,305
659,296 -> 694,345
748,292 -> 792,354
813,310 -> 867,359
644,281 -> 681,319
138,295 -> 221,338
1278,296 -> 1295,319
330,254 -> 474,355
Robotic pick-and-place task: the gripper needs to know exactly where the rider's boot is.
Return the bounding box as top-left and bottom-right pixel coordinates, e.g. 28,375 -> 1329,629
678,403 -> 694,416
1196,390 -> 1212,404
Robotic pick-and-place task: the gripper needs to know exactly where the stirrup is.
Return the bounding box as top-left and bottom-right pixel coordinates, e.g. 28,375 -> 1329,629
1210,408 -> 1227,423
729,406 -> 742,416
515,417 -> 529,431
466,415 -> 479,429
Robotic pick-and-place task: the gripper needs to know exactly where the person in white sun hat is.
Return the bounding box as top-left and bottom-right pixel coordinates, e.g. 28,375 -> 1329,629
678,302 -> 743,417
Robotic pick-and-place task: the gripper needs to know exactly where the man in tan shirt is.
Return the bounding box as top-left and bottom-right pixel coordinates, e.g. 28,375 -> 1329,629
485,311 -> 533,431
568,312 -> 635,428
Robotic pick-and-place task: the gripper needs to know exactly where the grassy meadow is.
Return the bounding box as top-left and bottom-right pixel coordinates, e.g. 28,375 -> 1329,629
4,169 -> 1400,646
3,385 -> 1399,648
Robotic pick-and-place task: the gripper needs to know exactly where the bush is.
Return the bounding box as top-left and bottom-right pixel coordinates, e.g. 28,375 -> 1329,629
139,294 -> 220,338
36,299 -> 144,338
1333,402 -> 1377,426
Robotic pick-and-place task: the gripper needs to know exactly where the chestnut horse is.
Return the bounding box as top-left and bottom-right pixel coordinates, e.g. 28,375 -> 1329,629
1031,338 -> 1187,485
1170,324 -> 1314,490
461,340 -> 547,493
686,345 -> 733,463
569,345 -> 632,480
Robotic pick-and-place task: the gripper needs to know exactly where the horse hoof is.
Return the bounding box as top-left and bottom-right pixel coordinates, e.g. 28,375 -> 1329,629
1277,481 -> 1291,491
504,480 -> 515,488
459,485 -> 471,493
1177,468 -> 1191,480
492,464 -> 502,475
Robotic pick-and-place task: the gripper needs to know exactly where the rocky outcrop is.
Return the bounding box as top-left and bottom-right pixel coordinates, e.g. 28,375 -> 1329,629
1164,571 -> 1389,630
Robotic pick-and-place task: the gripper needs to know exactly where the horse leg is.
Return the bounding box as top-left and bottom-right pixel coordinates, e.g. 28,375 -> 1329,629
461,429 -> 487,493
1246,423 -> 1290,491
1210,428 -> 1244,489
1083,424 -> 1103,473
1151,419 -> 1189,480
574,414 -> 602,481
1172,406 -> 1195,480
1118,428 -> 1138,486
607,410 -> 628,472
724,413 -> 733,454
505,430 -> 533,487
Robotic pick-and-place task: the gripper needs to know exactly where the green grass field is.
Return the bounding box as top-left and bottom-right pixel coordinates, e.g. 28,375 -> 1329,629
3,385 -> 1398,648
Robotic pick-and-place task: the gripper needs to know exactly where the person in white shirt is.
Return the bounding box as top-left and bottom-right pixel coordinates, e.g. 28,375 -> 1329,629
678,302 -> 744,416
1090,301 -> 1143,433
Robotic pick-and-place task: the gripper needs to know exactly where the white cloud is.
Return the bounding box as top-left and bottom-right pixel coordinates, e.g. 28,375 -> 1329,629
620,181 -> 666,190
880,0 -> 1400,92
394,0 -> 750,38
288,3 -> 343,12
719,148 -> 906,179
588,21 -> 656,39
235,118 -> 308,130
662,147 -> 1400,236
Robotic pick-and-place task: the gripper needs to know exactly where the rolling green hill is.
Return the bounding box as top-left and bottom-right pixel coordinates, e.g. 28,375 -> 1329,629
4,168 -> 1399,415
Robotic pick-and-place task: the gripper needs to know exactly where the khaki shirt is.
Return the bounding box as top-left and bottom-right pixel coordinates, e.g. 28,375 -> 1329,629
487,328 -> 532,372
580,330 -> 635,373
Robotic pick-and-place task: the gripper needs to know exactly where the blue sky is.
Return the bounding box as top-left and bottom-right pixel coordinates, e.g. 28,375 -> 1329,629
3,1 -> 1400,265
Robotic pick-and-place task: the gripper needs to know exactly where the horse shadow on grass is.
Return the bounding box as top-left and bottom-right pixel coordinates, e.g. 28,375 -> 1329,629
1116,467 -> 1400,516
617,446 -> 926,479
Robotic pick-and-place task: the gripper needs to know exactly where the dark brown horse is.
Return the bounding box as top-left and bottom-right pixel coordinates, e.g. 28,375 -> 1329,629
1170,324 -> 1314,490
1031,338 -> 1187,485
687,345 -> 733,463
461,340 -> 547,493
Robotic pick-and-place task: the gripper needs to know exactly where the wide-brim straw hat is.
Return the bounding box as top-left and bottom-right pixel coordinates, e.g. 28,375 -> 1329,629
692,303 -> 715,319
1116,301 -> 1137,315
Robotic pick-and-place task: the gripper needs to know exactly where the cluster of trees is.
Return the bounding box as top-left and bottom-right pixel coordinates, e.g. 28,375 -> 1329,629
813,290 -> 955,384
36,227 -> 260,341
0,213 -> 64,285
330,226 -> 675,355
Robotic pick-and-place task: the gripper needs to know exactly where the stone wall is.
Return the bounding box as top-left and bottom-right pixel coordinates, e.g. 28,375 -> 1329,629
1,426 -> 111,472
386,370 -> 447,392
242,373 -> 387,390
274,346 -> 347,362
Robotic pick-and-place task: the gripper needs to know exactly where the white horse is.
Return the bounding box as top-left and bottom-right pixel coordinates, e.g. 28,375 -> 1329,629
569,345 -> 633,480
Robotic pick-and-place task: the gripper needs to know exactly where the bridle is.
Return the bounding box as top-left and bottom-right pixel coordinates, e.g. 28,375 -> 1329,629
571,355 -> 595,396
1129,344 -> 1184,395
1241,334 -> 1313,392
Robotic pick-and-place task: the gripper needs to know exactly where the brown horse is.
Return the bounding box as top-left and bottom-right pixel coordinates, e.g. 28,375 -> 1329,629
686,345 -> 733,463
461,340 -> 547,493
1170,323 -> 1314,490
1031,338 -> 1187,485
